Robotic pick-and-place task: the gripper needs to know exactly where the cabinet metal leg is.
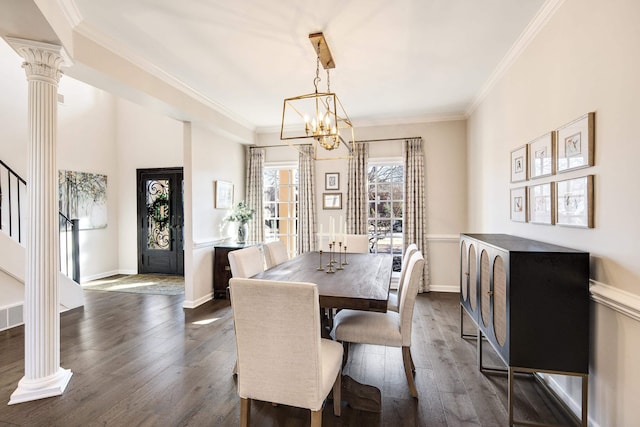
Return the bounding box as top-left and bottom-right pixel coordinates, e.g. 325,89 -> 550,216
460,304 -> 477,339
508,367 -> 588,427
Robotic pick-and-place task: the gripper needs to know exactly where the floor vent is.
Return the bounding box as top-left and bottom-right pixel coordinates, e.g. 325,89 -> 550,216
0,304 -> 24,332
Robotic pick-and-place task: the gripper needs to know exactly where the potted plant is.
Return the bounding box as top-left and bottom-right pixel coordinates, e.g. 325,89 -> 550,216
224,201 -> 255,244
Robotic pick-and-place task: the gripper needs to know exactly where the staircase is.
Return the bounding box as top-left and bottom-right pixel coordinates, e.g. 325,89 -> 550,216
0,159 -> 84,332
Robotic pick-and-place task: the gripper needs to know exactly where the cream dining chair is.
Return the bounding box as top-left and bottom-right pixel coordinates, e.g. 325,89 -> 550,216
263,240 -> 289,269
320,234 -> 369,253
387,243 -> 419,313
332,251 -> 425,398
227,245 -> 265,376
230,278 -> 343,427
228,246 -> 264,278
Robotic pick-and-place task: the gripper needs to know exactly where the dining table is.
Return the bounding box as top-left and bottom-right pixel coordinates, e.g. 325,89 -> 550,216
250,250 -> 394,412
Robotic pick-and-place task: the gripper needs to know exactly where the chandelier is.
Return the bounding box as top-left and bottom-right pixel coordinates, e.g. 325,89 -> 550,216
280,33 -> 355,159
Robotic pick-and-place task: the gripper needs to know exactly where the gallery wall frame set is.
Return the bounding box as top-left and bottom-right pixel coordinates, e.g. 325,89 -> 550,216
509,112 -> 595,228
509,112 -> 595,181
509,176 -> 594,228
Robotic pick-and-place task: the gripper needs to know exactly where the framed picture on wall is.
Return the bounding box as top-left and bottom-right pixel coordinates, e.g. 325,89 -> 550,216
322,193 -> 342,210
325,172 -> 340,190
556,175 -> 594,228
510,145 -> 528,183
510,187 -> 527,222
528,132 -> 555,179
214,180 -> 234,209
556,112 -> 595,173
528,183 -> 554,225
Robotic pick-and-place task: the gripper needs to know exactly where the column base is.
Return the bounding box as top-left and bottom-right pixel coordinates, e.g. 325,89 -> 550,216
8,367 -> 72,405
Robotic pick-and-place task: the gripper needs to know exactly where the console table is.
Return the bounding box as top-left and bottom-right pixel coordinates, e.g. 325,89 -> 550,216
459,233 -> 590,427
213,242 -> 260,298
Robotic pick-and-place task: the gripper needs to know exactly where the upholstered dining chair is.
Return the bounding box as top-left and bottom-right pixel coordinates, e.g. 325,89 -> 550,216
227,246 -> 265,376
263,240 -> 289,269
332,251 -> 425,398
343,234 -> 370,253
387,243 -> 419,312
228,246 -> 264,278
230,278 -> 343,427
320,234 -> 369,253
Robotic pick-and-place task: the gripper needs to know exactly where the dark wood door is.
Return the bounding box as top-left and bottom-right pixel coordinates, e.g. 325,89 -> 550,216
137,168 -> 184,274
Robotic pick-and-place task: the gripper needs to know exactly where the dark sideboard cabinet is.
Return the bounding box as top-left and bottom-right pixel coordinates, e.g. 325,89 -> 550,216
213,243 -> 259,298
459,233 -> 590,427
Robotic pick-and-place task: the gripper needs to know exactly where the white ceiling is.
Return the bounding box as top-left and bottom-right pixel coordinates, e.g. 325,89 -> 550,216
72,1 -> 545,129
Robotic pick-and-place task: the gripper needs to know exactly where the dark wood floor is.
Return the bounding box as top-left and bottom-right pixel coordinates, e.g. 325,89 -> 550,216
0,290 -> 574,426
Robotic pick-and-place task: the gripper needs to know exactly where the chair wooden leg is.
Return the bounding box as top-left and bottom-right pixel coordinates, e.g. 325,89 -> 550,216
333,367 -> 342,416
402,346 -> 418,398
240,398 -> 251,427
409,348 -> 416,372
310,409 -> 322,427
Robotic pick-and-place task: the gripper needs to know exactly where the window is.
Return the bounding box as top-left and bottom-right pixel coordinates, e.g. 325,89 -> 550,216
368,162 -> 404,272
263,167 -> 298,258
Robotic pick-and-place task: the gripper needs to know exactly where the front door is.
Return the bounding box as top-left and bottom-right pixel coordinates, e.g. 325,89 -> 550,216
137,168 -> 184,274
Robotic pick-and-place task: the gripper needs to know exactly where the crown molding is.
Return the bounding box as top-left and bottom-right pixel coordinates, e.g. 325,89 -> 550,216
53,1 -> 256,131
255,112 -> 467,135
74,22 -> 255,130
58,0 -> 83,27
465,0 -> 566,116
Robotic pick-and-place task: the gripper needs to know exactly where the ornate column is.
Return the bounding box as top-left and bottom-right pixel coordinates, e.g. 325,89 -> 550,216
5,38 -> 72,405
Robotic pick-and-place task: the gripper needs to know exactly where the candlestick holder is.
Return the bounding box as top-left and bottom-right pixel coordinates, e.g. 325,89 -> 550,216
342,246 -> 349,265
336,242 -> 344,270
317,250 -> 324,271
329,241 -> 338,265
326,243 -> 335,273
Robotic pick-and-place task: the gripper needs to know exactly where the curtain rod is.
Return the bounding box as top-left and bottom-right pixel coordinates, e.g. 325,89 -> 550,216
255,136 -> 420,149
252,143 -> 312,149
353,137 -> 421,143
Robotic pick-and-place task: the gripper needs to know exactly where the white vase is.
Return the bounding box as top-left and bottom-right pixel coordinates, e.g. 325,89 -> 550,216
237,223 -> 248,244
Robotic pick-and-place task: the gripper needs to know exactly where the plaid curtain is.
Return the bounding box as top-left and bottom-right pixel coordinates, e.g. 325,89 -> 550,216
403,138 -> 430,292
346,142 -> 369,234
245,146 -> 265,243
297,145 -> 317,253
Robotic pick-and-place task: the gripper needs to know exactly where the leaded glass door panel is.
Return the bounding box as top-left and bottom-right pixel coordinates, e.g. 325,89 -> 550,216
137,168 -> 184,274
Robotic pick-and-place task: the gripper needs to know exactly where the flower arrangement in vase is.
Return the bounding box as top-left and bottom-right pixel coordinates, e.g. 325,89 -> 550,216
224,201 -> 255,244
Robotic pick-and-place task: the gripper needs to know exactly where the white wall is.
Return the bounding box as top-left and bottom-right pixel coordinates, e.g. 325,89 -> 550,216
115,98 -> 184,274
58,76 -> 119,281
258,119 -> 467,290
183,123 -> 246,307
467,0 -> 640,425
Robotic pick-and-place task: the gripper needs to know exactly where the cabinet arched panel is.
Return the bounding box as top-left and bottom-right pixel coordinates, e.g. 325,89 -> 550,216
460,241 -> 468,301
480,250 -> 491,327
493,255 -> 507,347
468,244 -> 477,311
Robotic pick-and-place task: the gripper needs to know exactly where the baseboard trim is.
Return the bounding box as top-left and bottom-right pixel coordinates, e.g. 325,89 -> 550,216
590,280 -> 640,322
80,269 -> 138,284
536,373 -> 600,427
182,293 -> 213,309
427,284 -> 458,293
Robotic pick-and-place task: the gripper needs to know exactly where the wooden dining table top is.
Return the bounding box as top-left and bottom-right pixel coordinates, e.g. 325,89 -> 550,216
251,251 -> 393,312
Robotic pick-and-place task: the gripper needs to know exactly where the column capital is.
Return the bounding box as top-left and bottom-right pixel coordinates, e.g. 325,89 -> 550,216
3,37 -> 72,84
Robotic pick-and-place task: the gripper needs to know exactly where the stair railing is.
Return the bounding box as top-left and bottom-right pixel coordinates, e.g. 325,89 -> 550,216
0,159 -> 26,243
1,159 -> 80,283
59,213 -> 80,283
